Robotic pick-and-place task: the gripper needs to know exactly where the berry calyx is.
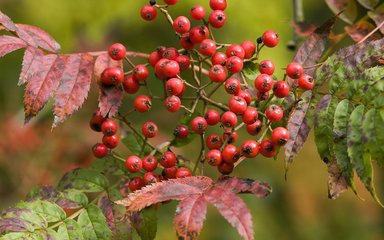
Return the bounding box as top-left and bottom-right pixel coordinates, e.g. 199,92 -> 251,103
142,121 -> 158,138
206,134 -> 223,149
259,140 -> 277,157
271,127 -> 290,146
190,116 -> 208,134
101,119 -> 118,136
240,140 -> 259,158
286,62 -> 304,79
92,143 -> 108,158
125,155 -> 143,173
134,95 -> 152,112
108,43 -> 126,61
298,74 -> 314,90
262,30 -> 279,47
140,5 -> 157,21
224,77 -> 241,95
265,104 -> 284,122
164,95 -> 181,112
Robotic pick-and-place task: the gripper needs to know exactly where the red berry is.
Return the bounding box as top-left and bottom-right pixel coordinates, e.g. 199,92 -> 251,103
206,149 -> 222,166
262,30 -> 279,47
148,51 -> 161,67
221,111 -> 238,128
298,74 -> 314,90
204,109 -> 221,126
154,58 -> 168,79
241,40 -> 256,59
246,120 -> 262,136
258,60 -> 275,75
101,67 -> 124,86
209,64 -> 227,82
101,119 -> 118,136
226,56 -> 243,74
164,95 -> 181,112
123,75 -> 140,94
143,172 -> 159,185
189,26 -> 210,44
89,110 -> 106,132
162,47 -> 179,60
162,166 -> 178,179
134,95 -> 152,112
259,140 -> 277,157
265,104 -> 284,122
159,151 -> 177,168
125,155 -> 143,173
226,44 -> 245,59
236,90 -> 252,105
102,134 -> 119,149
140,5 -> 157,21
224,77 -> 241,95
271,127 -> 290,146
242,107 -> 258,124
221,144 -> 240,163
92,143 -> 108,158
175,55 -> 191,71
163,60 -> 180,77
190,116 -> 208,134
174,124 -> 189,139
273,81 -> 290,98
133,64 -> 149,81
128,177 -> 144,191
166,78 -> 184,96
208,10 -> 227,28
108,43 -> 126,61
164,0 -> 178,5
212,52 -> 228,66
254,74 -> 274,92
256,90 -> 270,101
173,16 -> 191,34
180,34 -> 195,50
240,140 -> 259,158
190,5 -> 206,20
142,122 -> 158,138
222,129 -> 238,144
228,96 -> 247,114
218,162 -> 234,175
206,134 -> 223,149
176,167 -> 192,178
286,62 -> 304,79
142,155 -> 158,172
210,0 -> 227,10
156,46 -> 167,56
199,39 -> 217,56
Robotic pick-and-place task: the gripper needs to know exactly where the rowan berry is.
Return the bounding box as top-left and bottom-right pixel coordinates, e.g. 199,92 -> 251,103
164,95 -> 181,112
271,127 -> 290,146
140,5 -> 157,21
240,140 -> 259,158
134,95 -> 152,112
92,143 -> 109,158
206,149 -> 222,166
142,122 -> 158,138
262,30 -> 279,47
108,43 -> 126,60
125,156 -> 143,173
265,104 -> 283,122
190,116 -> 208,134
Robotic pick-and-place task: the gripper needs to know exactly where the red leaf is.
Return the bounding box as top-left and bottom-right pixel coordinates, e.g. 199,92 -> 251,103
24,54 -> 67,123
345,20 -> 382,42
174,195 -> 207,240
325,0 -> 357,24
290,21 -> 317,37
204,186 -> 254,240
368,4 -> 384,34
327,157 -> 348,199
18,47 -> 45,86
16,24 -> 61,53
216,176 -> 272,198
0,35 -> 26,57
53,53 -> 93,127
0,10 -> 18,32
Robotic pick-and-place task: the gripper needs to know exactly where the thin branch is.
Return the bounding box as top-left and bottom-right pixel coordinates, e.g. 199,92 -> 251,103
358,20 -> 384,44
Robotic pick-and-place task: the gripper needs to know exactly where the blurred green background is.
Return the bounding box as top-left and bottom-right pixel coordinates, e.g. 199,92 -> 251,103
0,0 -> 383,239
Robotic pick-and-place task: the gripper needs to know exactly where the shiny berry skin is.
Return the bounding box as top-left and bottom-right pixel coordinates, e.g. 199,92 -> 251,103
262,30 -> 279,47
258,60 -> 275,75
164,95 -> 181,112
241,40 -> 256,59
189,26 -> 210,44
164,0 -> 178,5
286,62 -> 304,79
221,144 -> 240,163
101,119 -> 118,136
226,44 -> 245,59
148,51 -> 161,67
218,162 -> 234,175
176,167 -> 192,178
132,64 -> 149,82
102,134 -> 119,149
123,75 -> 140,94
271,127 -> 290,146
128,177 -> 144,191
210,0 -> 227,10
154,58 -> 168,79
259,140 -> 277,157
125,156 -> 143,173
265,104 -> 284,122
190,5 -> 206,20
175,55 -> 191,71
240,140 -> 259,158
208,10 -> 227,28
159,151 -> 177,168
221,111 -> 238,128
142,122 -> 158,138
162,166 -> 178,179
89,110 -> 106,132
273,81 -> 290,98
108,43 -> 126,60
156,46 -> 167,56
101,67 -> 124,86
246,120 -> 263,136
222,129 -> 238,144
225,78 -> 241,95
142,155 -> 158,172
134,95 -> 152,112
163,60 -> 180,77
204,109 -> 220,126
242,107 -> 258,124
180,34 -> 195,50
228,96 -> 247,114
140,5 -> 157,21
173,16 -> 191,34
199,39 -> 217,56
166,78 -> 184,96
226,56 -> 243,74
256,91 -> 270,101
143,172 -> 159,185
236,90 -> 252,104
212,52 -> 227,66
206,134 -> 223,149
190,116 -> 208,134
209,64 -> 227,82
254,74 -> 274,92
162,47 -> 180,61
92,143 -> 108,158
174,124 -> 189,139
206,149 -> 222,166
298,74 -> 314,90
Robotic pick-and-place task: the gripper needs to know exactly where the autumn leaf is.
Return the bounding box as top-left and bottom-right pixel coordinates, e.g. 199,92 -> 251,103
0,35 -> 26,57
18,47 -> 45,85
0,10 -> 18,32
16,24 -> 61,53
368,3 -> 384,34
216,175 -> 272,198
290,21 -> 317,37
325,0 -> 357,24
345,20 -> 382,42
326,157 -> 349,199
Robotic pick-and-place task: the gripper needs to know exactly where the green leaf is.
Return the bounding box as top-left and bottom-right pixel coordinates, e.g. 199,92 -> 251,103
57,219 -> 84,240
357,0 -> 379,9
57,169 -> 109,193
58,189 -> 89,208
242,62 -> 259,81
2,208 -> 47,232
91,155 -> 127,176
130,207 -> 157,240
122,132 -> 152,156
77,204 -> 113,240
362,108 -> 384,165
362,66 -> 384,108
0,231 -> 50,240
16,200 -> 66,223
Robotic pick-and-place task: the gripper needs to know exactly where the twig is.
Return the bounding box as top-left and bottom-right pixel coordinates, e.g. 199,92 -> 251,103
358,20 -> 384,44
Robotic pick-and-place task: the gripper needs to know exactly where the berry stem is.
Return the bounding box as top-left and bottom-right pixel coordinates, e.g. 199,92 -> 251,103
193,133 -> 206,175
139,137 -> 148,157
199,92 -> 229,111
124,56 -> 136,68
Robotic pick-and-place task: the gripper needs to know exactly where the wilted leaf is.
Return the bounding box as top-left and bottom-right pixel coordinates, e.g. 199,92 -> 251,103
0,35 -> 26,57
1,208 -> 47,232
216,176 -> 272,198
345,20 -> 381,42
327,157 -> 349,199
18,46 -> 45,85
130,207 -> 157,240
57,189 -> 89,209
0,218 -> 29,233
357,0 -> 379,9
57,219 -> 84,240
325,0 -> 357,24
290,21 -> 317,37
368,3 -> 384,34
15,200 -> 66,223
57,168 -> 109,192
77,204 -> 113,240
16,24 -> 61,53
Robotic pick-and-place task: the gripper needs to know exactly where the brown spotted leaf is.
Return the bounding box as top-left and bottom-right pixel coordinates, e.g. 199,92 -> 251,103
18,47 -> 45,86
216,176 -> 272,198
368,3 -> 384,34
325,0 -> 357,24
16,24 -> 61,53
327,157 -> 349,199
0,35 -> 26,57
345,20 -> 382,42
290,21 -> 317,37
53,53 -> 93,127
0,10 -> 18,32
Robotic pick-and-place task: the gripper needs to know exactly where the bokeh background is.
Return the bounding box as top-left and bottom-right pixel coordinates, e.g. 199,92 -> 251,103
0,0 -> 383,239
